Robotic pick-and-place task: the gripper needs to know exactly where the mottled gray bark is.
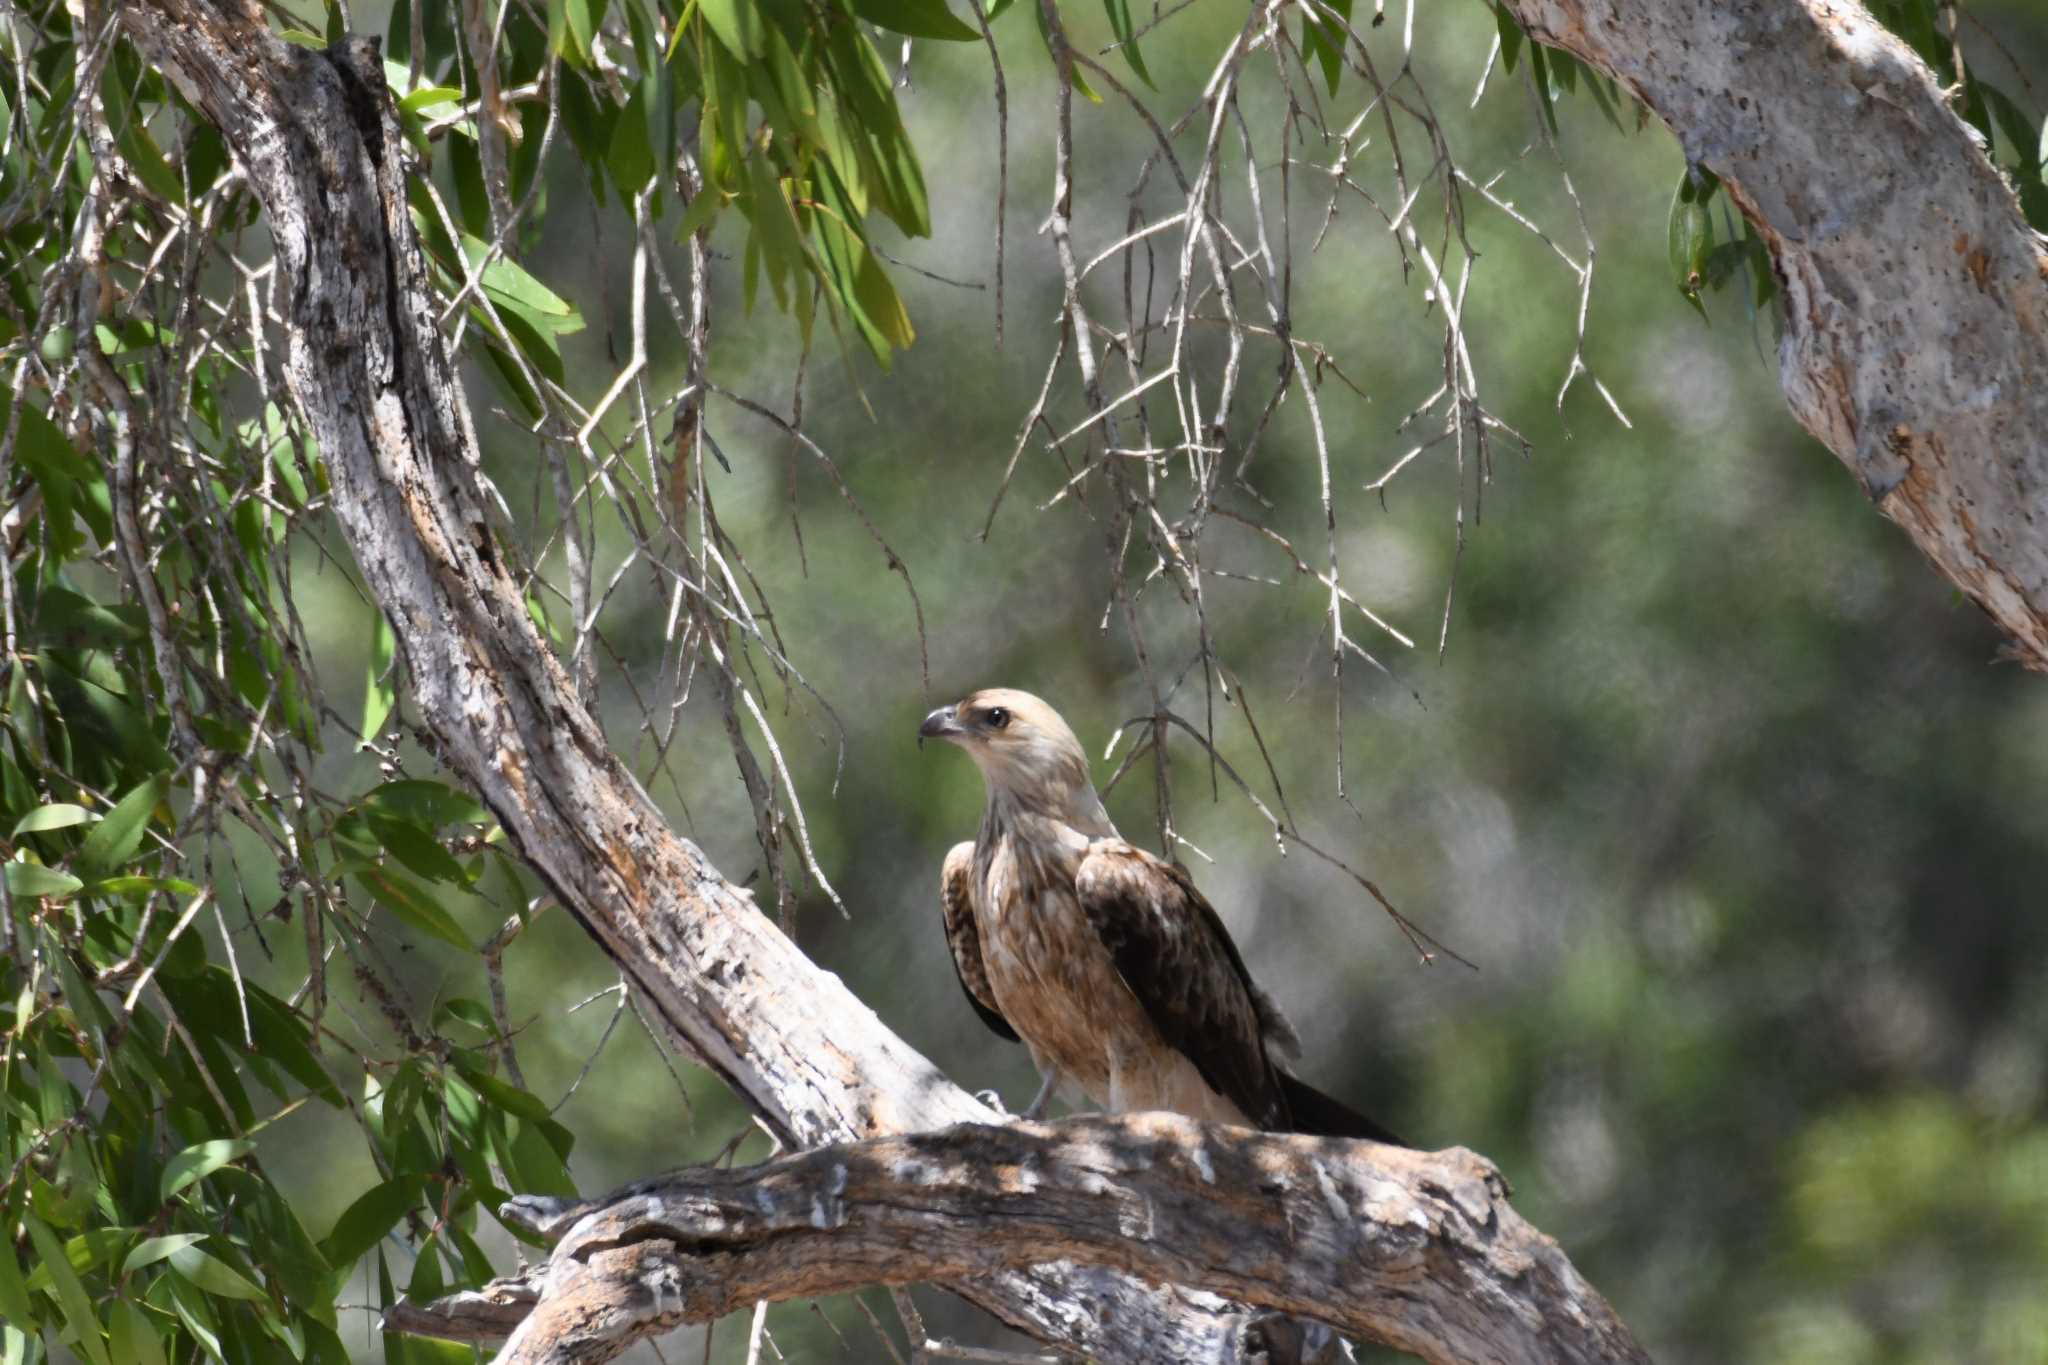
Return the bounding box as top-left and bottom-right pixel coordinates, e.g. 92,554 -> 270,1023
1509,0 -> 2048,669
394,1115 -> 1650,1365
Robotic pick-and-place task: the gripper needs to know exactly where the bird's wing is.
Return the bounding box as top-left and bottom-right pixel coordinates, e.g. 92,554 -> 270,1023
942,840 -> 1019,1042
1074,841 -> 1285,1128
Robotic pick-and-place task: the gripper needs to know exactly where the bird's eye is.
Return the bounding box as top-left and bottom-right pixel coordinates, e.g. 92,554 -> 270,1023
984,707 -> 1011,730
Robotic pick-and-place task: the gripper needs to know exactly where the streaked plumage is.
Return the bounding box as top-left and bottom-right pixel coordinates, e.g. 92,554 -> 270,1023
921,688 -> 1402,1143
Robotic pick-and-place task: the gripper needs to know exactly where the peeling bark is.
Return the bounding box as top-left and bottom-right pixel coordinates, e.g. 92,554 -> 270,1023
1508,0 -> 2048,669
394,1115 -> 1650,1365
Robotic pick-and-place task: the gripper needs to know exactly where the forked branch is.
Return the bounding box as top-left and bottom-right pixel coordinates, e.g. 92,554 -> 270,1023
393,1114 -> 1652,1365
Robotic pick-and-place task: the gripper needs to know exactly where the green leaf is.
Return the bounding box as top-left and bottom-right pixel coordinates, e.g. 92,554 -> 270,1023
5,861 -> 83,898
167,1244 -> 269,1302
398,85 -> 465,114
675,184 -> 728,243
847,0 -> 977,41
25,1216 -> 111,1365
1495,2 -> 1522,73
365,811 -> 471,886
124,1233 -> 211,1274
854,241 -> 915,354
0,1205 -> 34,1332
108,1301 -> 169,1365
1527,45 -> 1558,136
160,1268 -> 224,1362
699,0 -> 764,58
160,1138 -> 257,1202
457,234 -> 585,331
554,0 -> 608,64
352,865 -> 474,951
88,874 -> 203,899
1101,0 -> 1154,87
76,772 -> 167,878
13,803 -> 93,835
319,1176 -> 422,1271
361,607 -> 396,745
99,61 -> 186,205
1667,169 -> 1713,295
608,85 -> 656,194
22,1227 -> 132,1288
361,780 -> 488,827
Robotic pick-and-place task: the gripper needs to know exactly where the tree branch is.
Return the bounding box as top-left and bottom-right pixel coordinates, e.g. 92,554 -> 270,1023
1507,0 -> 2048,670
391,1114 -> 1649,1365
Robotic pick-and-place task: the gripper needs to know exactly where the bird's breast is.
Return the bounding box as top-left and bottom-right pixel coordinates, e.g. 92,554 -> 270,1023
974,837 -> 1177,1112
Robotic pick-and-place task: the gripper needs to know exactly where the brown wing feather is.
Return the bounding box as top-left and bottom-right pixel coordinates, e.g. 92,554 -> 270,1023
941,841 -> 1019,1042
1074,843 -> 1287,1128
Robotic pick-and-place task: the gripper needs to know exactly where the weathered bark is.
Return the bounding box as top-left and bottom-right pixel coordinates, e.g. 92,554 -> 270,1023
1508,0 -> 2048,670
391,1115 -> 1650,1365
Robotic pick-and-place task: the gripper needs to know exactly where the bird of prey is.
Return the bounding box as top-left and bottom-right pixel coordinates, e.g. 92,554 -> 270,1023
920,688 -> 1403,1144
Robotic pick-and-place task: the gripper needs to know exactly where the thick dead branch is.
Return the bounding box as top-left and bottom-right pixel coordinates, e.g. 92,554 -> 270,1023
1508,0 -> 2048,670
393,1114 -> 1649,1365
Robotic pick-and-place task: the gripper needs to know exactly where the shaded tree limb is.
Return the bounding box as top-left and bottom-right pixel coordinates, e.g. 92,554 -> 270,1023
1507,0 -> 2048,670
389,1114 -> 1651,1365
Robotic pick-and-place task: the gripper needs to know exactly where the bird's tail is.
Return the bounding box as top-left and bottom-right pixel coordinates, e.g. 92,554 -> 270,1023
1277,1072 -> 1407,1147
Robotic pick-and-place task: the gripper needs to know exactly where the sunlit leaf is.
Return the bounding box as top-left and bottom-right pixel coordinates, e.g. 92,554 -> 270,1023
457,233 -> 584,330
360,607 -> 396,746
25,1216 -> 111,1365
699,0 -> 764,58
13,803 -> 93,835
168,1243 -> 268,1302
848,0 -> 977,41
161,1138 -> 257,1201
77,772 -> 167,878
5,861 -> 83,898
124,1233 -> 211,1275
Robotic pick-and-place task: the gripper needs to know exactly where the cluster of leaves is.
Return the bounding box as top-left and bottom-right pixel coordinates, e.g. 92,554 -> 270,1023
0,8 -> 601,1364
376,0 -> 954,379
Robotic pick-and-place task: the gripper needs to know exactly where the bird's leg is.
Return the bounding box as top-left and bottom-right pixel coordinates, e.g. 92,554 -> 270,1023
1021,1068 -> 1059,1120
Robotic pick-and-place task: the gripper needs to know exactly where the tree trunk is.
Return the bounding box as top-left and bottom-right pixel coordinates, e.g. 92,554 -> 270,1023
394,1115 -> 1652,1365
1508,0 -> 2048,670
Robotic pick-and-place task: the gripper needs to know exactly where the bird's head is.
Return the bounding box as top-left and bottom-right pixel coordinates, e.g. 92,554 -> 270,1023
919,688 -> 1109,829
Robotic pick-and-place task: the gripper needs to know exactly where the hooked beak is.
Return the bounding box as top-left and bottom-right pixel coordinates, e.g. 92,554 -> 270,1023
918,704 -> 964,749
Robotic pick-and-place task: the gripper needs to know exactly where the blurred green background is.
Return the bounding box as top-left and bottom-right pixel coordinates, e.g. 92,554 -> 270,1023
244,2 -> 2048,1361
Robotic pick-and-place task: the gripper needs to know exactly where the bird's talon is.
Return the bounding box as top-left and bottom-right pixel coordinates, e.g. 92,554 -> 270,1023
973,1088 -> 1011,1116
